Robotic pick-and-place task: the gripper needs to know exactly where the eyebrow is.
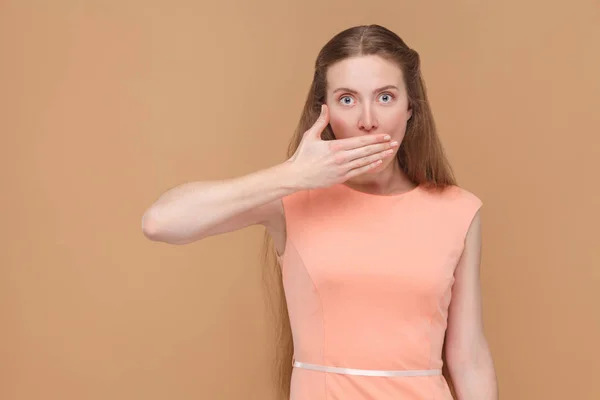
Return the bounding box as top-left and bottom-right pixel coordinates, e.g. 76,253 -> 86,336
332,85 -> 400,95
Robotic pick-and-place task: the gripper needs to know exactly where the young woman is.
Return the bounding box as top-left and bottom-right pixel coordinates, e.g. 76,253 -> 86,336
142,24 -> 498,400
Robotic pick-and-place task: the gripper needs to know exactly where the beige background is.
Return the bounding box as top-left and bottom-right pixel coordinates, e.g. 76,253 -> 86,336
1,1 -> 599,399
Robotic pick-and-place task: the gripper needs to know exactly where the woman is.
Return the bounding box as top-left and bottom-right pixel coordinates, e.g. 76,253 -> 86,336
142,24 -> 498,400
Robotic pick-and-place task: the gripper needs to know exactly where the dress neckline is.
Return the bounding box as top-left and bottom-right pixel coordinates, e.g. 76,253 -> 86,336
335,182 -> 422,199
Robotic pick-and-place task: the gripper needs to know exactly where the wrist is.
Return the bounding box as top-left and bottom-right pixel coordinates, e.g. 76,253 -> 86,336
276,159 -> 307,193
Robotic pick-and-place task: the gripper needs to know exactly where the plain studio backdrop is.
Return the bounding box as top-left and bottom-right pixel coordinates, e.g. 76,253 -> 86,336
1,1 -> 599,399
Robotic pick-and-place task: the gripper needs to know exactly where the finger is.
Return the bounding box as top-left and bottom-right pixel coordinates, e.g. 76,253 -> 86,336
341,143 -> 395,163
332,133 -> 391,151
345,158 -> 384,179
308,104 -> 330,139
348,147 -> 394,168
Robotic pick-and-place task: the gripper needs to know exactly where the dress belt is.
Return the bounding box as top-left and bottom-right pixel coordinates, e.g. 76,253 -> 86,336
292,360 -> 442,377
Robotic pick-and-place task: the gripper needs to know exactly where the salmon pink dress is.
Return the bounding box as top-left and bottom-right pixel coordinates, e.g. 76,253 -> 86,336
276,182 -> 482,399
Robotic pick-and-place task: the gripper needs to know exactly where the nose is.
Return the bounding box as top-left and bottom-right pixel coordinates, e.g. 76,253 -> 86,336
358,104 -> 378,132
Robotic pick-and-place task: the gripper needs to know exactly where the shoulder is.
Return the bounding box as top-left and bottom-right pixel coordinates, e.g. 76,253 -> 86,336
447,185 -> 483,210
281,188 -> 311,209
420,184 -> 482,210
280,189 -> 314,225
281,184 -> 340,210
419,184 -> 483,239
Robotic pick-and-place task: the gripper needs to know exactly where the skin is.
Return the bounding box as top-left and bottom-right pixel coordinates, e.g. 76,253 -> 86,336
445,211 -> 499,399
325,54 -> 415,195
324,54 -> 499,398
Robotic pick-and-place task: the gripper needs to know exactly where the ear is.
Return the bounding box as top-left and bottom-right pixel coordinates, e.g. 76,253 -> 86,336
407,107 -> 413,120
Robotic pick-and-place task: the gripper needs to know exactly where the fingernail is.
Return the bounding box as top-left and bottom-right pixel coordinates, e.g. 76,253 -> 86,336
384,135 -> 391,140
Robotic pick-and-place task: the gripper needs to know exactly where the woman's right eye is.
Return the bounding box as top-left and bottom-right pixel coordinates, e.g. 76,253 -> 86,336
339,96 -> 354,105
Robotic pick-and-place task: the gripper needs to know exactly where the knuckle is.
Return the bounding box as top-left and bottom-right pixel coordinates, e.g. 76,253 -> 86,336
332,153 -> 346,164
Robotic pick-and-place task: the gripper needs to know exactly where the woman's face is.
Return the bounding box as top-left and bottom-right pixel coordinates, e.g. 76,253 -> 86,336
325,55 -> 412,169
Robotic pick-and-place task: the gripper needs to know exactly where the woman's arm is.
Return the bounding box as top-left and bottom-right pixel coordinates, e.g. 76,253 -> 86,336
445,210 -> 499,399
141,162 -> 297,245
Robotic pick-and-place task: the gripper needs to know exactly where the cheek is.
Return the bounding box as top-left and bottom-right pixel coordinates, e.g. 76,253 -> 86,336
329,112 -> 355,139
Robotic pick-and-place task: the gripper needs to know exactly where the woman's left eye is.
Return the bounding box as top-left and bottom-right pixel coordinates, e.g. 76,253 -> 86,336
379,93 -> 394,103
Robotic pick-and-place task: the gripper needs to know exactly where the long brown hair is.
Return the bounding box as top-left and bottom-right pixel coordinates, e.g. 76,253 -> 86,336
261,24 -> 458,399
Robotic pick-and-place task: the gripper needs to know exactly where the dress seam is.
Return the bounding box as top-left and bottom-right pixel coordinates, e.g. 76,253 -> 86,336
427,311 -> 434,400
294,242 -> 329,400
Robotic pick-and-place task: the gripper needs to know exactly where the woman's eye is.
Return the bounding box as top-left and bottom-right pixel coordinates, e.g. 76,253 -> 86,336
339,96 -> 354,105
379,93 -> 394,103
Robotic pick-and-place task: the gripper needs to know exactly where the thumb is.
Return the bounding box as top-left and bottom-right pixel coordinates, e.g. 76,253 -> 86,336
309,104 -> 330,140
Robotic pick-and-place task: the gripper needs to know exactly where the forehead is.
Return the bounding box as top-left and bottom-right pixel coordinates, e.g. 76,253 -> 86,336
326,55 -> 404,89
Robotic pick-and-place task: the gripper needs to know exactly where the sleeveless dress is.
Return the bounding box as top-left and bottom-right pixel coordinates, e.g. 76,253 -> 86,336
276,182 -> 482,400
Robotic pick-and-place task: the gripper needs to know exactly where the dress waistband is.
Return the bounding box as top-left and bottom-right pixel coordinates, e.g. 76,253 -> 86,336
292,360 -> 442,377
